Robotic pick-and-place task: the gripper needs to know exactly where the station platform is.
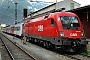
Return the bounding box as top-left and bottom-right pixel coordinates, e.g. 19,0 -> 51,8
0,42 -> 2,60
0,52 -> 2,60
2,33 -> 71,60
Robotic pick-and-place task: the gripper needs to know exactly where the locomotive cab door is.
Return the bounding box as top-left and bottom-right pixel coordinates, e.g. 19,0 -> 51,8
48,18 -> 58,36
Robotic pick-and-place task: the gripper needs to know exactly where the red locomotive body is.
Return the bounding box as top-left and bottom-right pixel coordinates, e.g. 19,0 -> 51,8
22,12 -> 87,52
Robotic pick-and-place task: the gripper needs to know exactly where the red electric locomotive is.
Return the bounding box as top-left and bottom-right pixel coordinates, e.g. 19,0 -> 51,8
23,11 -> 87,52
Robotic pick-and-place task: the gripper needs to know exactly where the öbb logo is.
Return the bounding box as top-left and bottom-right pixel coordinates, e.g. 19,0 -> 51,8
70,33 -> 77,36
38,25 -> 43,31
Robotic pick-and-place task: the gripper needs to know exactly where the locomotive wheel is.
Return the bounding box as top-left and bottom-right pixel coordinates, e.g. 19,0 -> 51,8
43,41 -> 46,47
32,38 -> 35,43
34,39 -> 37,43
46,42 -> 51,49
30,38 -> 34,43
29,37 -> 32,42
37,39 -> 40,45
30,38 -> 31,40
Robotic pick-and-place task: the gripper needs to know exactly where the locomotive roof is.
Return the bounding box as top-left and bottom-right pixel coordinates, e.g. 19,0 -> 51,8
54,12 -> 77,16
26,12 -> 77,23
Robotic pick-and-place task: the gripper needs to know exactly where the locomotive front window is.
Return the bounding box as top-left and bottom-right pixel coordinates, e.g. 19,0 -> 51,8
60,16 -> 80,29
60,16 -> 78,24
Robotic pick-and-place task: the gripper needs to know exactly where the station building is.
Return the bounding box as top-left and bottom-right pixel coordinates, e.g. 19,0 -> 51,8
27,0 -> 80,18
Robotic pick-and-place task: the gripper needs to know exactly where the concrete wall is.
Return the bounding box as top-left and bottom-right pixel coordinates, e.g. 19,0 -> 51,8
73,1 -> 81,9
56,0 -> 80,11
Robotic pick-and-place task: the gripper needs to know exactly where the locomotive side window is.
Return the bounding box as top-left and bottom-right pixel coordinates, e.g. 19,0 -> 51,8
51,18 -> 56,26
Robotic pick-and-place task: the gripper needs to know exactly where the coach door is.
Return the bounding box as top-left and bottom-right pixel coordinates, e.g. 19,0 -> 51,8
28,22 -> 30,35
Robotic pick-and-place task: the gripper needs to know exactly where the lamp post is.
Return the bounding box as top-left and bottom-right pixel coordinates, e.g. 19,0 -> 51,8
14,3 -> 18,24
7,0 -> 18,24
55,0 -> 58,10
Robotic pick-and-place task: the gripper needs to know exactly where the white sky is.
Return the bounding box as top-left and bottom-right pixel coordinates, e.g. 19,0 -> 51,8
41,0 -> 90,7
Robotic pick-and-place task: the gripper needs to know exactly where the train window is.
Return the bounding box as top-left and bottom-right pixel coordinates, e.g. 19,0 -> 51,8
51,19 -> 56,26
14,27 -> 16,31
17,27 -> 20,31
14,26 -> 20,31
60,16 -> 78,24
60,16 -> 80,28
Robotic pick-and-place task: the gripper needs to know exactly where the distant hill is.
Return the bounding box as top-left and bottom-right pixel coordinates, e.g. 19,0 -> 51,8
0,0 -> 50,25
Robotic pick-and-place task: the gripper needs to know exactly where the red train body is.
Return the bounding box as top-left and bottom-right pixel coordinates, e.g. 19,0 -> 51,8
2,12 -> 87,52
22,12 -> 87,52
23,12 -> 83,37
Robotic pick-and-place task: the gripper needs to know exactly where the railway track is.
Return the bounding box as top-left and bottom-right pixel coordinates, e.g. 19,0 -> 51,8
0,33 -> 36,60
0,38 -> 12,60
1,33 -> 90,60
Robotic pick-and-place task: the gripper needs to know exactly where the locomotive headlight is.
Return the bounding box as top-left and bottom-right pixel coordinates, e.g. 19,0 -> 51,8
60,31 -> 64,36
81,31 -> 84,36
